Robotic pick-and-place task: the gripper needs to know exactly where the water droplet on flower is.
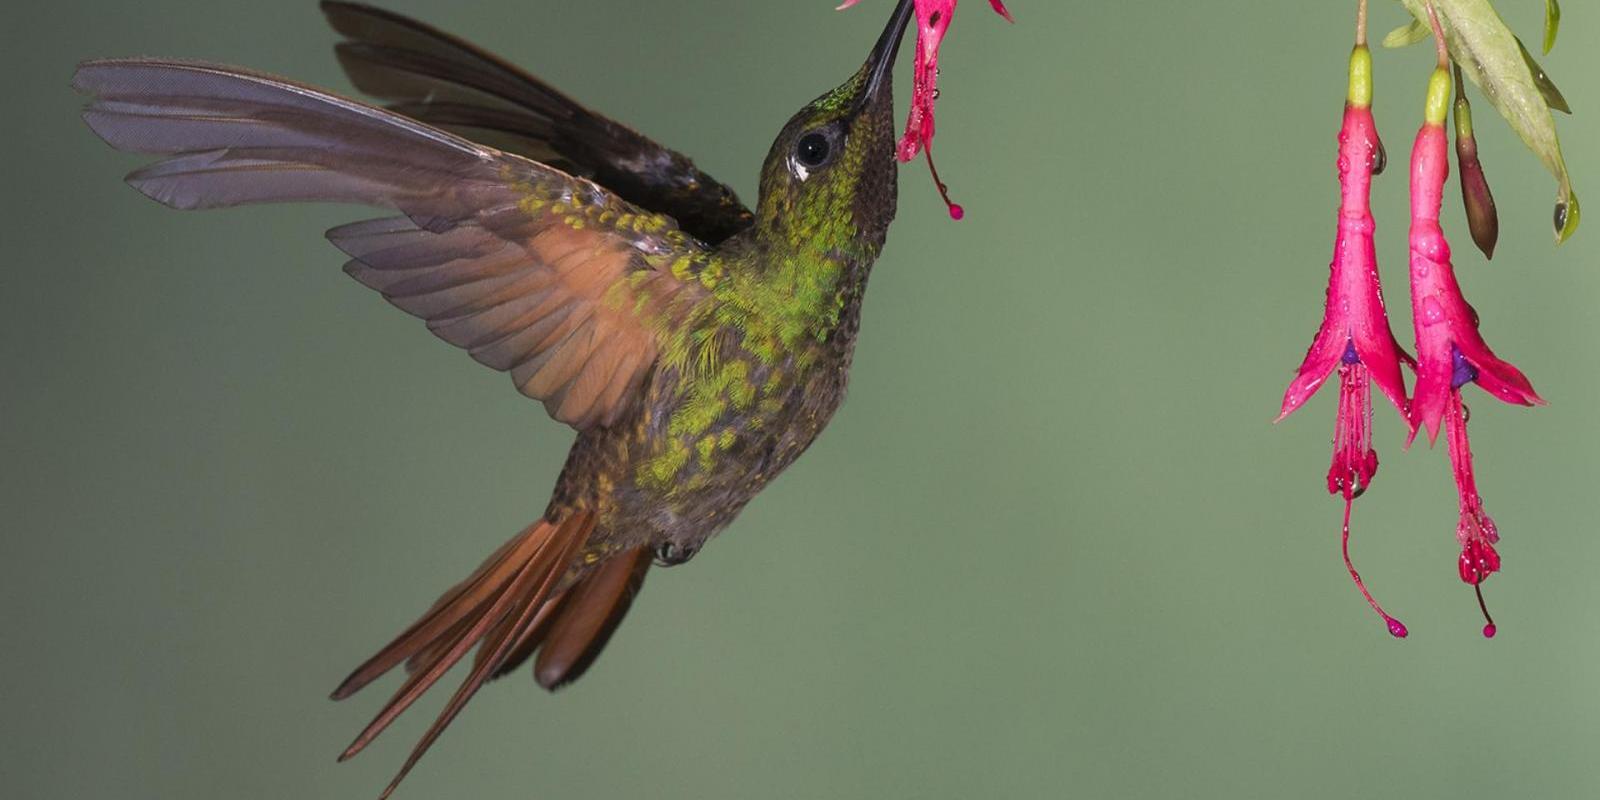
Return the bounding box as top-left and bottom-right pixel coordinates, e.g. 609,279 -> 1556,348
1419,234 -> 1449,263
1554,202 -> 1569,233
1371,139 -> 1388,176
1421,296 -> 1446,326
931,88 -> 941,100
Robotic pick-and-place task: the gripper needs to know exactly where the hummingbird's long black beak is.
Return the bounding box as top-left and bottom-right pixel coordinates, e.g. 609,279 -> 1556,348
856,0 -> 914,114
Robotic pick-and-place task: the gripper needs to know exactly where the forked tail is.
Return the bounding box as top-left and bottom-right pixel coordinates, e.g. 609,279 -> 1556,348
330,512 -> 650,799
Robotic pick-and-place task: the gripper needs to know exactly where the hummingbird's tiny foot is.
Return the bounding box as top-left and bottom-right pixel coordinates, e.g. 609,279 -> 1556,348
654,541 -> 700,566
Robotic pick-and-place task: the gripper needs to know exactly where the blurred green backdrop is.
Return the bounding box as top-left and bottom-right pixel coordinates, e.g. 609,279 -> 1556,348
4,1 -> 1600,798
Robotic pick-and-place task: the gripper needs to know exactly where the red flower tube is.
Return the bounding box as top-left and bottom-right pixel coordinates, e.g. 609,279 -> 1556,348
1406,28 -> 1543,637
838,0 -> 1013,218
1279,37 -> 1413,638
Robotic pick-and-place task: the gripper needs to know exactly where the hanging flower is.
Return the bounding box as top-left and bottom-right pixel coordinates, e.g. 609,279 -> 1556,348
1278,36 -> 1413,638
838,0 -> 1013,218
1406,26 -> 1543,636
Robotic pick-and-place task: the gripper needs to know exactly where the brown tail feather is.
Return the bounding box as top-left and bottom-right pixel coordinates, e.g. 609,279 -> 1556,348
331,525 -> 544,700
485,546 -> 651,683
533,546 -> 651,690
486,587 -> 566,680
330,513 -> 595,799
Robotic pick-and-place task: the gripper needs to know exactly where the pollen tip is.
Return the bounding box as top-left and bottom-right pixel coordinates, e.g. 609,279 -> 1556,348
1386,618 -> 1409,638
1482,623 -> 1497,638
947,203 -> 965,221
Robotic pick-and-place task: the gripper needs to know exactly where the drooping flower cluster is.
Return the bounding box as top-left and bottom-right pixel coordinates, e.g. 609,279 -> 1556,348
1280,2 -> 1541,638
839,0 -> 1013,218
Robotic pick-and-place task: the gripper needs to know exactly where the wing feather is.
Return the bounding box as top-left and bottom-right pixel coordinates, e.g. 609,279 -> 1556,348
320,0 -> 754,243
76,58 -> 715,429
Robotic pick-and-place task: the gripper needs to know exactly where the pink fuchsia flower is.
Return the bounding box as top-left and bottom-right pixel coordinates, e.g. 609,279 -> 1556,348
1406,55 -> 1543,637
838,0 -> 1013,218
1278,41 -> 1413,639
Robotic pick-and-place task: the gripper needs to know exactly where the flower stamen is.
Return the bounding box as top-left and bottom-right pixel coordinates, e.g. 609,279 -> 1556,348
1474,576 -> 1497,638
1446,390 -> 1503,637
1327,357 -> 1379,499
1327,356 -> 1405,637
1342,494 -> 1408,638
923,146 -> 964,219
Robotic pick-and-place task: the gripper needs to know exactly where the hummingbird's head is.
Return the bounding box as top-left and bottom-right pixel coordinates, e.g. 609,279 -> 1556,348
752,0 -> 911,254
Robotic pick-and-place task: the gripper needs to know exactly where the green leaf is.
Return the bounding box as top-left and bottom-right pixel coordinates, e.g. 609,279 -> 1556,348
1518,37 -> 1570,114
1382,19 -> 1430,48
1399,0 -> 1578,242
1544,0 -> 1561,54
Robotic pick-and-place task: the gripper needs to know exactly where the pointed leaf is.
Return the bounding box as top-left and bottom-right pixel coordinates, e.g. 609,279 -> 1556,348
1518,37 -> 1570,114
1382,19 -> 1430,48
1544,0 -> 1561,54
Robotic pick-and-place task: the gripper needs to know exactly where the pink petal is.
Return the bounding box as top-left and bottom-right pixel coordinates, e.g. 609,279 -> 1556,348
1406,349 -> 1453,445
1457,342 -> 1543,407
898,0 -> 957,161
1277,322 -> 1343,422
1406,122 -> 1540,443
1280,105 -> 1410,425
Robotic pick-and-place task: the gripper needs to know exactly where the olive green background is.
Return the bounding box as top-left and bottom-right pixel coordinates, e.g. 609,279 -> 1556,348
5,1 -> 1600,798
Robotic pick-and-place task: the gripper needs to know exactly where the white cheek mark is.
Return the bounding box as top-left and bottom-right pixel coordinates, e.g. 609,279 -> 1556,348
788,156 -> 811,182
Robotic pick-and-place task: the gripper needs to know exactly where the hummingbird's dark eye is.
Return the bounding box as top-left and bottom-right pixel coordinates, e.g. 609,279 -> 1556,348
794,132 -> 832,169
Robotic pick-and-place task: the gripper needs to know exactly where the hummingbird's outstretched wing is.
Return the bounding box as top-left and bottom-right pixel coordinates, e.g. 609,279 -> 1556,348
75,57 -> 715,430
321,1 -> 755,245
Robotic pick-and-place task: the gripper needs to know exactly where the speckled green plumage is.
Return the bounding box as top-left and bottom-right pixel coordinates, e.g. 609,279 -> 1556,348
545,57 -> 902,565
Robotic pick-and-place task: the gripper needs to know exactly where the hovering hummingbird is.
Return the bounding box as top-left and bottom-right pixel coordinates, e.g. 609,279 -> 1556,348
75,0 -> 916,795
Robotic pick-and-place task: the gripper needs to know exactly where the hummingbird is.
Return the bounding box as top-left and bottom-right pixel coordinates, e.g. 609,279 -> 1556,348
75,0 -> 914,796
